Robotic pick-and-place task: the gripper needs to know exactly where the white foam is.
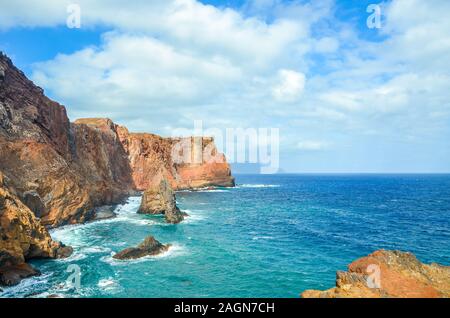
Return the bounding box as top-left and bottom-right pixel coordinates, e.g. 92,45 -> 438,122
252,236 -> 275,241
0,272 -> 53,298
238,184 -> 280,188
97,278 -> 121,294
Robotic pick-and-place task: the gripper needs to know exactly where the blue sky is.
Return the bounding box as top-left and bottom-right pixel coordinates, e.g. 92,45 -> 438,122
1,0 -> 449,173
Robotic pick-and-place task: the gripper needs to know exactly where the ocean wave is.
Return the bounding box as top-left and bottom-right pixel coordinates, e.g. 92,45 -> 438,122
237,184 -> 280,188
182,210 -> 206,223
0,272 -> 54,298
252,236 -> 275,241
97,278 -> 122,294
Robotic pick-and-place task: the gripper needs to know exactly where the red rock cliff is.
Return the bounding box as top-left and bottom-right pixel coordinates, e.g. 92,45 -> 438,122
301,250 -> 450,298
0,52 -> 234,285
117,127 -> 234,190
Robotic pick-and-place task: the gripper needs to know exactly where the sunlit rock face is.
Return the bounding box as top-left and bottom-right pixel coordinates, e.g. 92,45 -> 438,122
0,52 -> 235,285
117,129 -> 235,191
301,250 -> 450,298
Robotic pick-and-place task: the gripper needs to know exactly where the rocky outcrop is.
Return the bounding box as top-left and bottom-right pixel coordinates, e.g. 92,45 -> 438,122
301,250 -> 450,298
0,52 -> 234,285
117,128 -> 235,191
138,178 -> 185,224
113,236 -> 170,260
0,172 -> 72,286
0,53 -> 134,228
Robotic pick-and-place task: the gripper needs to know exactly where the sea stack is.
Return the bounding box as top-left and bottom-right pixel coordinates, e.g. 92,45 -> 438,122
138,178 -> 186,224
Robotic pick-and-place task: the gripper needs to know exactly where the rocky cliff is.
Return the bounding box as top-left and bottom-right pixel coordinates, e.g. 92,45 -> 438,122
0,52 -> 234,286
117,127 -> 235,191
301,250 -> 450,298
0,171 -> 72,286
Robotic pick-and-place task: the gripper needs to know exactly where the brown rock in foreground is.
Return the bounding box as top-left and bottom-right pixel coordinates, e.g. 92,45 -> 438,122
301,250 -> 450,298
0,173 -> 72,286
138,178 -> 186,224
113,236 -> 170,260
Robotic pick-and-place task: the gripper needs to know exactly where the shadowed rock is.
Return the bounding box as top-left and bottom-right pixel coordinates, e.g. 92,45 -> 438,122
0,263 -> 40,286
21,190 -> 45,218
301,250 -> 450,298
113,236 -> 170,260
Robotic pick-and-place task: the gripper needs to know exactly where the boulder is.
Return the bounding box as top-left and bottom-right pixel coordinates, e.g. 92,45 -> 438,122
0,263 -> 40,286
113,236 -> 170,260
92,205 -> 116,221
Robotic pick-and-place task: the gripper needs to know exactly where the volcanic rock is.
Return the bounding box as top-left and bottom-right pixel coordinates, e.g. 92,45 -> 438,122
113,236 -> 170,260
301,250 -> 450,298
138,178 -> 186,224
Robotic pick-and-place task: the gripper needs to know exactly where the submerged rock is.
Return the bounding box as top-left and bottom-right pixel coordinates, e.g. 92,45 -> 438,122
138,178 -> 186,224
301,250 -> 450,298
113,236 -> 170,260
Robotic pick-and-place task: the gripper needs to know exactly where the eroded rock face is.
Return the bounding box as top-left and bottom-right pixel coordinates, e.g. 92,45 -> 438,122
113,236 -> 170,260
138,178 -> 185,224
301,250 -> 450,298
0,52 -> 234,285
117,128 -> 235,191
0,175 -> 72,286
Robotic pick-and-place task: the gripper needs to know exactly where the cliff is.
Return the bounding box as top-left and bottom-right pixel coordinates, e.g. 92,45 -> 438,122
0,172 -> 72,286
0,52 -> 234,286
117,127 -> 235,190
301,250 -> 450,298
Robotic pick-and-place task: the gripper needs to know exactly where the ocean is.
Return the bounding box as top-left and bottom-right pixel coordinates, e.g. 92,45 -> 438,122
1,174 -> 449,298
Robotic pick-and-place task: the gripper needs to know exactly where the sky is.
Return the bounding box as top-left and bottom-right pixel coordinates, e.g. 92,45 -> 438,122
0,0 -> 449,173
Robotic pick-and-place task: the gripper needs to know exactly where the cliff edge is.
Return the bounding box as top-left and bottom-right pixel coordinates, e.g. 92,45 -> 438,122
301,250 -> 450,298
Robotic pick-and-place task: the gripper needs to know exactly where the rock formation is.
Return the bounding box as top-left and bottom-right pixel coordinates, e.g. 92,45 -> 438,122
0,52 -> 234,286
301,250 -> 450,298
138,178 -> 185,224
0,171 -> 72,286
113,236 -> 170,260
117,128 -> 235,191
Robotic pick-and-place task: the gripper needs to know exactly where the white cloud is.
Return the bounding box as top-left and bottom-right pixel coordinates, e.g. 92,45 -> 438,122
272,69 -> 306,102
2,0 -> 450,171
297,140 -> 329,151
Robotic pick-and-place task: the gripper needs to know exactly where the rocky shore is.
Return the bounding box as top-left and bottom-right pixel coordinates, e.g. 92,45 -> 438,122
0,52 -> 234,286
302,250 -> 450,298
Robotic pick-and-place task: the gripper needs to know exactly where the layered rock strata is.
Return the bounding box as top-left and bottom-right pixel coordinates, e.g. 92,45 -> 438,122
0,52 -> 234,285
301,250 -> 450,298
0,171 -> 72,286
138,178 -> 185,224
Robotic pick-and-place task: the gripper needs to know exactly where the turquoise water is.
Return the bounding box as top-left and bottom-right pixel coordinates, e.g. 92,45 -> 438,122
2,174 -> 450,298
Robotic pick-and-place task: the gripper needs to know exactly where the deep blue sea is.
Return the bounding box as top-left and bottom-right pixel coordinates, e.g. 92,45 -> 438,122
2,174 -> 450,298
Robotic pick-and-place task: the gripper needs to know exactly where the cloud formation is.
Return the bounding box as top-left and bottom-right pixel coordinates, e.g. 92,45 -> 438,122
2,0 -> 450,172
